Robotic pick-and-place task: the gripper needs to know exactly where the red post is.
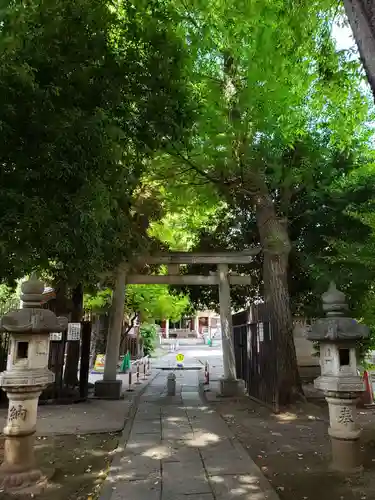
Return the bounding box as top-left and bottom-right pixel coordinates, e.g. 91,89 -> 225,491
362,370 -> 373,405
135,364 -> 141,384
127,370 -> 133,392
204,362 -> 210,385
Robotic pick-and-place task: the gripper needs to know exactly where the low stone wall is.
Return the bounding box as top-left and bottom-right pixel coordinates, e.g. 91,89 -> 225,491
293,319 -> 320,381
168,329 -> 197,338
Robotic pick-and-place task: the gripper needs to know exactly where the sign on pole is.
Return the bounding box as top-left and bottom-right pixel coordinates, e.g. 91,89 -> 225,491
67,322 -> 81,341
49,332 -> 62,341
176,353 -> 184,367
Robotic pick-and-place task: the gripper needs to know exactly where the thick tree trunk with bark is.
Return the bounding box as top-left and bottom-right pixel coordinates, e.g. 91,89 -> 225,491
119,313 -> 137,355
64,284 -> 83,387
255,194 -> 303,405
89,314 -> 101,369
343,0 -> 375,100
97,313 -> 109,354
48,280 -> 70,394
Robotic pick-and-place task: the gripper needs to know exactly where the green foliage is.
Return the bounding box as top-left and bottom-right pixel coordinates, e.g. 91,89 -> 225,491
0,284 -> 15,304
126,284 -> 190,322
149,207 -> 223,251
84,283 -> 190,322
139,323 -> 158,356
153,0 -> 375,321
0,0 -> 194,284
166,0 -> 372,179
84,289 -> 112,313
177,138 -> 375,315
0,283 -> 19,314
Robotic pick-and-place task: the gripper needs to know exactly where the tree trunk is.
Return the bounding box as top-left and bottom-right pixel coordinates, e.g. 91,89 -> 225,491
136,324 -> 141,359
49,280 -> 70,395
343,0 -> 375,100
255,194 -> 303,406
89,314 -> 101,369
97,313 -> 109,354
64,283 -> 83,387
119,313 -> 136,355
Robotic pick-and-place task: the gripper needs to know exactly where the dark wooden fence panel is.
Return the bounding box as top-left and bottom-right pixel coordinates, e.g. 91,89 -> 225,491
123,336 -> 141,358
79,321 -> 92,399
233,324 -> 247,382
233,319 -> 279,412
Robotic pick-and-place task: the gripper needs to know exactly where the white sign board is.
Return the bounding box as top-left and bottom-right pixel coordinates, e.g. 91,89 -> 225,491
50,332 -> 62,341
67,322 -> 81,341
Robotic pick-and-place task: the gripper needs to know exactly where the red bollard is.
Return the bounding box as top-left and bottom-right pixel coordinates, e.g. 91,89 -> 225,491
204,362 -> 210,385
362,370 -> 373,405
135,364 -> 141,384
127,370 -> 134,392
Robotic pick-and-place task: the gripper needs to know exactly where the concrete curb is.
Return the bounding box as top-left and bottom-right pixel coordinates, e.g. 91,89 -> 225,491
199,382 -> 281,500
97,371 -> 161,500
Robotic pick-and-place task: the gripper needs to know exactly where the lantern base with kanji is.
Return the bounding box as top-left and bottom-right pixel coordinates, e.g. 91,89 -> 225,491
0,386 -> 52,493
0,275 -> 67,494
325,395 -> 362,471
0,433 -> 44,492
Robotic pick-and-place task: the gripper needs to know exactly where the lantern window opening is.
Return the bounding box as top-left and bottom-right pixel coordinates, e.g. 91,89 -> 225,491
16,341 -> 29,360
339,348 -> 350,367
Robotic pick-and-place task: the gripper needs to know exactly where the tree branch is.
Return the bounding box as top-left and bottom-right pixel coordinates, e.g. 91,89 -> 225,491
168,142 -> 228,188
122,312 -> 137,337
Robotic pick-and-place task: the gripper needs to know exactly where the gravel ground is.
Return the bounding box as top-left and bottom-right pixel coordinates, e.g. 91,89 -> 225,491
205,387 -> 375,500
0,433 -> 119,500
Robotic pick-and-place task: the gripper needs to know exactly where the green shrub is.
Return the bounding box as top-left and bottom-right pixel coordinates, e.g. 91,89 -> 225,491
140,323 -> 157,356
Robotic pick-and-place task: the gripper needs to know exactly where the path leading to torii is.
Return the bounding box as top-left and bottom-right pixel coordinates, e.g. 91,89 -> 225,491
99,344 -> 279,500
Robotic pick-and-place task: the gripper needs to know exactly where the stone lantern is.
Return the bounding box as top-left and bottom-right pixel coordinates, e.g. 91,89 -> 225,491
307,282 -> 369,471
0,275 -> 67,493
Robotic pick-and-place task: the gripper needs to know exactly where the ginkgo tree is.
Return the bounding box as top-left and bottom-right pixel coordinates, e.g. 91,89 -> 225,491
151,0 -> 375,403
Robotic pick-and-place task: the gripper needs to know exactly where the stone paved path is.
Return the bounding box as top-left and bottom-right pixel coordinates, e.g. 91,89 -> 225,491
99,368 -> 279,500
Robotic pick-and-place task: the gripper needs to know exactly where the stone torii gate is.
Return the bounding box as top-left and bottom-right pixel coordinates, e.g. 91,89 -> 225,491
94,249 -> 260,399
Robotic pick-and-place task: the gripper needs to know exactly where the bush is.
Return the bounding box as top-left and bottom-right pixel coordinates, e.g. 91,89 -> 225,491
140,323 -> 157,356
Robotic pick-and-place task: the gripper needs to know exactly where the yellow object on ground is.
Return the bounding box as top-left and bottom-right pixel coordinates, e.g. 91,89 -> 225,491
94,354 -> 105,372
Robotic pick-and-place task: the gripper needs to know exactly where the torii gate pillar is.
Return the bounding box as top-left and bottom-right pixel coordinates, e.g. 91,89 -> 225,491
218,264 -> 245,397
94,267 -> 126,400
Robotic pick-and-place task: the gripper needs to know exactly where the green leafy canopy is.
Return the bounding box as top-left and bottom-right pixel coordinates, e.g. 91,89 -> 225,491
0,0 -> 194,285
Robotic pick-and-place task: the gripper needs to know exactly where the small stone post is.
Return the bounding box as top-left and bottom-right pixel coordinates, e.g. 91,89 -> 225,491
307,282 -> 369,471
208,314 -> 212,341
194,315 -> 199,336
0,275 -> 67,493
165,318 -> 170,339
167,373 -> 176,396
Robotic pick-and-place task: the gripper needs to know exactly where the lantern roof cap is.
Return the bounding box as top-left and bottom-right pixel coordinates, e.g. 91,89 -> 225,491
322,281 -> 347,317
21,274 -> 44,308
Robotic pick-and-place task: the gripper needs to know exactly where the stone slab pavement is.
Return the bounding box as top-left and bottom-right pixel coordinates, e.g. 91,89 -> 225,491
99,367 -> 280,500
0,369 -> 157,436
